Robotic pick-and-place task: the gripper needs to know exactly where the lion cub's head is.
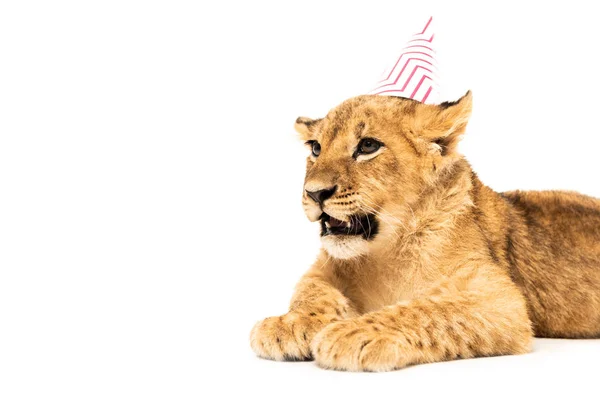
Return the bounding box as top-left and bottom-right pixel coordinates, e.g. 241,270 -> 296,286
295,92 -> 472,260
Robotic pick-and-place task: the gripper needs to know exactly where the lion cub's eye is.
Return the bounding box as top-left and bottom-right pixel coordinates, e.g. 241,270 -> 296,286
309,141 -> 321,157
357,138 -> 382,155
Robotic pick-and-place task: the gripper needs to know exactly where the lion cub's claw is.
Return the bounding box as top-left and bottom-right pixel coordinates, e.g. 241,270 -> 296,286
250,312 -> 330,361
311,319 -> 407,372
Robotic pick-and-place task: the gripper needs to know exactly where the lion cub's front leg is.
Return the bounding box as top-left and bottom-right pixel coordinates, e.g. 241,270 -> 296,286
311,275 -> 533,371
250,270 -> 357,361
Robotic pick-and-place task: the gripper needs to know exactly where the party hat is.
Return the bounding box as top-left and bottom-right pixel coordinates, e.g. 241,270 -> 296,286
369,17 -> 440,104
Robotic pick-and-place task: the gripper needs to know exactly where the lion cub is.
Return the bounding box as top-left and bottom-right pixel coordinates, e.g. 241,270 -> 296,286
250,92 -> 600,371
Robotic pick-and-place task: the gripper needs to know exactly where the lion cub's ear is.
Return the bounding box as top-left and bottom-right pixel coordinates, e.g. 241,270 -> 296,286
414,91 -> 473,156
294,116 -> 322,141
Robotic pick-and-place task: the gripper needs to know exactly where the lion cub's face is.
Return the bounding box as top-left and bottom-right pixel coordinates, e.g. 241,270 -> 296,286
295,93 -> 472,259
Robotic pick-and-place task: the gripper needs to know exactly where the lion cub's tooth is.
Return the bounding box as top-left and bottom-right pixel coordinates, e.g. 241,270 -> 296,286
325,221 -> 331,228
345,221 -> 351,228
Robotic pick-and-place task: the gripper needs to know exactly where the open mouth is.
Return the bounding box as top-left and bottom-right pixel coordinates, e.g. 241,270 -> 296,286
319,213 -> 378,240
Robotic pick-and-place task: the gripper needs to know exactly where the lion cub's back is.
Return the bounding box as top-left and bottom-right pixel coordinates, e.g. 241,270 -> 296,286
502,189 -> 600,250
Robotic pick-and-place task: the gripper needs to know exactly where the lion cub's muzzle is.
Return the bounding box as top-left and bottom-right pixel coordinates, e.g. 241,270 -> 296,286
303,183 -> 379,241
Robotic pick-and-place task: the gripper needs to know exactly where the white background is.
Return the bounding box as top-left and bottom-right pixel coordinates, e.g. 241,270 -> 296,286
1,1 -> 599,399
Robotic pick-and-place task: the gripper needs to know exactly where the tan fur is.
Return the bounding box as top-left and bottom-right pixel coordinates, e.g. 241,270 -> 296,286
250,92 -> 600,371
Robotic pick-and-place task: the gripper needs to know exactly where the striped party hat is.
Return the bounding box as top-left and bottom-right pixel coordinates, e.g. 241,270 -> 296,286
369,17 -> 440,104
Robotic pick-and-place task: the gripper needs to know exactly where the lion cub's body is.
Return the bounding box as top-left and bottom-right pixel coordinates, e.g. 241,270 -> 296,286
250,93 -> 600,371
324,166 -> 600,338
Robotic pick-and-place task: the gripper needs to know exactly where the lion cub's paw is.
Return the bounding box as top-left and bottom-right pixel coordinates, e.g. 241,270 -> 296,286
311,319 -> 407,372
250,312 -> 331,361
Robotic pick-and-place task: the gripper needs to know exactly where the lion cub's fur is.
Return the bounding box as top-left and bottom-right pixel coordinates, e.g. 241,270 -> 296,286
250,93 -> 600,371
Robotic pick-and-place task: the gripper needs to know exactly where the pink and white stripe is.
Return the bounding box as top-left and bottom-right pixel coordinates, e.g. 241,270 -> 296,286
369,17 -> 439,104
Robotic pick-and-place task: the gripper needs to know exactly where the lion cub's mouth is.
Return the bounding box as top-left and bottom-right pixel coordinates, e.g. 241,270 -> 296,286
319,213 -> 378,240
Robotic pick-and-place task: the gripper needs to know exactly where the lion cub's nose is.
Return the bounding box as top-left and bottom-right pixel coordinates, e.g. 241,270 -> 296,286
306,186 -> 337,206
